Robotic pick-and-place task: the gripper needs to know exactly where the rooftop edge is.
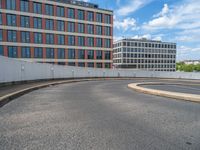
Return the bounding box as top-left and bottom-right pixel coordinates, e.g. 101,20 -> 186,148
49,0 -> 113,12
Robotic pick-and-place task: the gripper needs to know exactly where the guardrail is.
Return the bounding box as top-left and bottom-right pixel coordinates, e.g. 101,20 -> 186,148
0,56 -> 200,83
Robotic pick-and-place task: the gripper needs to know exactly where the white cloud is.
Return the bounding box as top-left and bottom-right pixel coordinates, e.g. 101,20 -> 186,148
143,0 -> 200,30
153,36 -> 162,41
114,17 -> 138,31
80,0 -> 90,2
114,36 -> 123,42
131,34 -> 162,41
116,0 -> 153,16
177,45 -> 200,60
175,28 -> 200,42
153,4 -> 169,18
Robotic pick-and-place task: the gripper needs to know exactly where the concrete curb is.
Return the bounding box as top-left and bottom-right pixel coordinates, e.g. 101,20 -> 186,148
0,78 -> 148,107
128,82 -> 200,103
0,79 -> 99,107
1,78 -> 200,108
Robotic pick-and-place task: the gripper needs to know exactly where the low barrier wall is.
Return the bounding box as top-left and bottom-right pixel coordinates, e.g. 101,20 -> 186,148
0,56 -> 200,83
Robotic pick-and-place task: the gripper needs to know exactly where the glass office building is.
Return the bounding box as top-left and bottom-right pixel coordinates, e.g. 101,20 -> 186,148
113,38 -> 176,72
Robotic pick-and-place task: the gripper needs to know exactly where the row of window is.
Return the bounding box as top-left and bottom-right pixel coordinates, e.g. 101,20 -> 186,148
113,48 -> 176,54
115,64 -> 176,70
114,42 -> 176,49
0,30 -> 111,48
45,62 -> 111,68
113,59 -> 176,64
2,14 -> 112,36
4,0 -> 112,24
113,53 -> 176,59
0,46 -> 111,60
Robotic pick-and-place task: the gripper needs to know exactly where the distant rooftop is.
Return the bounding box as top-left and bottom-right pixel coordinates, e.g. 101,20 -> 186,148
115,38 -> 176,44
49,0 -> 112,12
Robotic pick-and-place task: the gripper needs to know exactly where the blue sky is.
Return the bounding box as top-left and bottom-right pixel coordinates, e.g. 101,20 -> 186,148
82,0 -> 200,61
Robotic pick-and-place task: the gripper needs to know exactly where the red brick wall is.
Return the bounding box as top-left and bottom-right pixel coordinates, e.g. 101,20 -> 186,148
1,0 -> 113,68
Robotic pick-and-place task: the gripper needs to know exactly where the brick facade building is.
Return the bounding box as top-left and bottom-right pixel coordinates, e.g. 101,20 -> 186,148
0,0 -> 113,68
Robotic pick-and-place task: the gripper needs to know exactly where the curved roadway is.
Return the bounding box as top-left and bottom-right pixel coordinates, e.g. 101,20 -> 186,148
0,79 -> 200,150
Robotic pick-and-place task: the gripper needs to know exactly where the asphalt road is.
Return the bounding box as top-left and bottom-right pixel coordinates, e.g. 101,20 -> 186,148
0,80 -> 200,150
142,84 -> 200,95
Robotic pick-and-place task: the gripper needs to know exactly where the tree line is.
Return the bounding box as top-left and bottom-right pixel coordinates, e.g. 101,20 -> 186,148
176,62 -> 200,72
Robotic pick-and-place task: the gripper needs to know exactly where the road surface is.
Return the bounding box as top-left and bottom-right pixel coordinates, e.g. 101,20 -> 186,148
0,80 -> 200,150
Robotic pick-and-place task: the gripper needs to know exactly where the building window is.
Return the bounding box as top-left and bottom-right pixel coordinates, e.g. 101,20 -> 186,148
57,48 -> 65,59
105,51 -> 111,60
0,13 -> 2,25
21,16 -> 30,28
21,31 -> 30,43
78,50 -> 85,59
8,46 -> 17,58
68,8 -> 75,19
105,39 -> 111,48
78,23 -> 84,33
57,6 -> 64,17
68,49 -> 75,59
96,38 -> 102,47
57,20 -> 65,31
87,11 -> 94,21
88,37 -> 94,47
0,45 -> 3,56
34,17 -> 42,29
34,32 -> 42,43
96,13 -> 102,22
78,36 -> 85,46
96,50 -> 102,59
58,62 -> 65,65
34,47 -> 43,58
68,35 -> 75,45
20,0 -> 29,12
88,62 -> 94,68
68,62 -> 75,66
78,63 -> 85,67
46,48 -> 54,58
33,2 -> 42,14
46,33 -> 54,44
21,47 -> 31,58
45,4 -> 54,16
7,30 -> 17,42
104,14 -> 111,24
58,35 -> 65,45
104,26 -> 111,36
0,0 -> 2,9
45,19 -> 54,30
0,30 -> 2,41
78,10 -> 84,20
87,50 -> 94,59
87,24 -> 94,34
7,14 -> 16,26
6,0 -> 16,10
105,63 -> 110,68
96,26 -> 102,35
96,63 -> 102,68
68,22 -> 75,32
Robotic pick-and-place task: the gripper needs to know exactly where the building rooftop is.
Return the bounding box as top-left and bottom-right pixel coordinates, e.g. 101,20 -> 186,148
49,0 -> 113,12
114,38 -> 176,44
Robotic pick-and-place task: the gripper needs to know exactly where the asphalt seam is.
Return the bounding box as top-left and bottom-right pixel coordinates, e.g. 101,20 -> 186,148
128,82 -> 200,103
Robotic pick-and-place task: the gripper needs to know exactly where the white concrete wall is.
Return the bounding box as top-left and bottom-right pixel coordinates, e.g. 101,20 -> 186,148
0,56 -> 200,83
